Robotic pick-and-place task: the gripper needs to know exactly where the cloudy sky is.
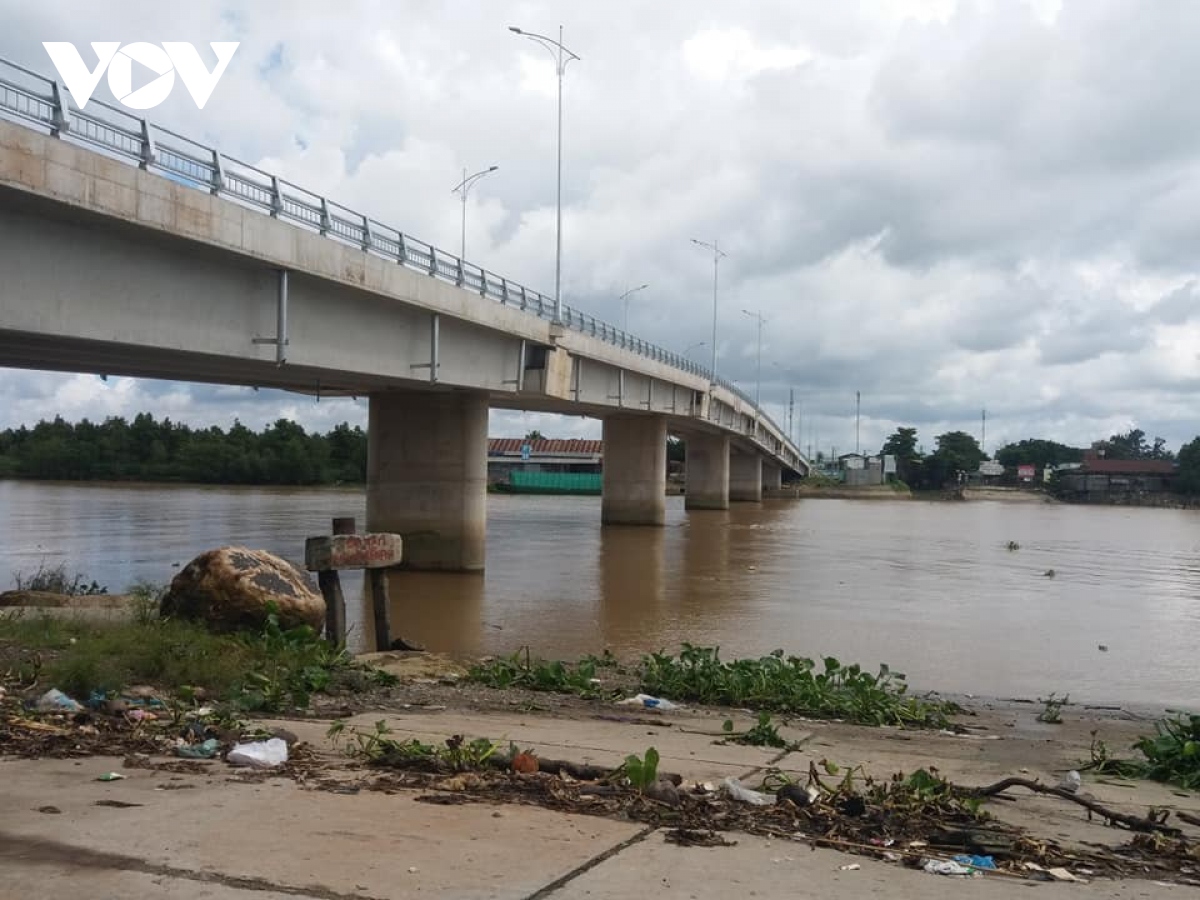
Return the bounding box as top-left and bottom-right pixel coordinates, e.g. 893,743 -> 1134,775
2,0 -> 1198,458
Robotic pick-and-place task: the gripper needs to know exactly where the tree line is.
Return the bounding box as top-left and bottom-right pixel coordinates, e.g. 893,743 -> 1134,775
875,425 -> 1200,493
0,414 -> 368,486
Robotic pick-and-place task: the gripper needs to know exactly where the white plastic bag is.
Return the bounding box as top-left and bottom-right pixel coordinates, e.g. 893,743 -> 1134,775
226,737 -> 288,768
721,776 -> 773,806
616,693 -> 682,711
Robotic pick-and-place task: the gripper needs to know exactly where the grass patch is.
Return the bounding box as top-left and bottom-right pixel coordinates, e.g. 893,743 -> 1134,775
0,600 -> 396,713
466,644 -> 955,728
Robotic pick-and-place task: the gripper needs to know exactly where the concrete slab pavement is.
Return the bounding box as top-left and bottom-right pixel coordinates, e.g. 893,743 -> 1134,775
544,831 -> 1183,900
0,756 -> 643,900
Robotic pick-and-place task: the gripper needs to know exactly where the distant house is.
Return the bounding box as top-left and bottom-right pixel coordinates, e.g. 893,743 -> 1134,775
487,438 -> 602,484
1055,451 -> 1177,500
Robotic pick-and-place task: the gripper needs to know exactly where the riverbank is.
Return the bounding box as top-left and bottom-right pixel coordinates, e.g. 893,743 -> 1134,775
2,606 -> 1198,897
777,483 -> 912,500
3,665 -> 1197,898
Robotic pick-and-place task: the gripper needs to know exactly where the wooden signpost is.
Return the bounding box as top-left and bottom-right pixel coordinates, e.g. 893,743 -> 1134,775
304,517 -> 404,651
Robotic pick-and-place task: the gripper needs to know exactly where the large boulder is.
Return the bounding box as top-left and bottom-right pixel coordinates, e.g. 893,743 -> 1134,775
161,547 -> 324,633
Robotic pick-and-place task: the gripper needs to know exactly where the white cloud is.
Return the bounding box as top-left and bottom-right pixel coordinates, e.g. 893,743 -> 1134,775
2,1 -> 1199,455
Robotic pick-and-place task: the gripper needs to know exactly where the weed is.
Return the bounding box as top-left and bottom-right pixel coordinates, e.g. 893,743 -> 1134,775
329,720 -> 500,772
1037,693 -> 1068,724
1089,716 -> 1200,791
13,561 -> 107,595
466,647 -> 613,699
638,645 -> 953,727
721,711 -> 789,748
622,747 -> 660,791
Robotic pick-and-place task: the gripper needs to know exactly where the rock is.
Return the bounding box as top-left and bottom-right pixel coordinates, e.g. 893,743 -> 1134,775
161,547 -> 324,633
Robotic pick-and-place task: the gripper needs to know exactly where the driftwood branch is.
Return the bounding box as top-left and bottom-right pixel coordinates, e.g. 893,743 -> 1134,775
1177,811 -> 1200,828
490,752 -> 681,785
969,777 -> 1182,836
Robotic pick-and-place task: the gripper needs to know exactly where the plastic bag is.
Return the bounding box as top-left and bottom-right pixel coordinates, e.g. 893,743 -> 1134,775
226,738 -> 288,768
37,688 -> 83,712
721,776 -> 773,806
616,693 -> 682,711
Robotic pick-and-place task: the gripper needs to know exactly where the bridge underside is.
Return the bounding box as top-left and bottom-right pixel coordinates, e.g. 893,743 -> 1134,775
0,123 -> 808,572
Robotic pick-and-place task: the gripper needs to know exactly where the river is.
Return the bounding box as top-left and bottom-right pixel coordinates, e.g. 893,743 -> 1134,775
1,480 -> 1196,708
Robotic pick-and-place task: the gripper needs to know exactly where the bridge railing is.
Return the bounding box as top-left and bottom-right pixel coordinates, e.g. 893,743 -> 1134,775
0,55 -> 806,469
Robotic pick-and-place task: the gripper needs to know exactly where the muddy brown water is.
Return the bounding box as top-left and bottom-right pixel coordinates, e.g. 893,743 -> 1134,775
1,480 -> 1197,708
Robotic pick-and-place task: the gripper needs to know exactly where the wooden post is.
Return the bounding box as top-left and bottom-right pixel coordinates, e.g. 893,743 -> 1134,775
305,525 -> 403,653
318,517 -> 355,645
369,569 -> 392,652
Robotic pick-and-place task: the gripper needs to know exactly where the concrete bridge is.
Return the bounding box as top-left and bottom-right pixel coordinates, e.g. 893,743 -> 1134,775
0,56 -> 809,571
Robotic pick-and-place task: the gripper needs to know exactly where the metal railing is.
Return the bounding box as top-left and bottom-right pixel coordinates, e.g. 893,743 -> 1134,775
0,54 -> 804,465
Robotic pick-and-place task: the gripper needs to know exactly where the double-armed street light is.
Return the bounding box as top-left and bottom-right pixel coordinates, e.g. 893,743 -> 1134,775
690,238 -> 726,386
509,25 -> 580,325
619,283 -> 649,332
450,165 -> 499,260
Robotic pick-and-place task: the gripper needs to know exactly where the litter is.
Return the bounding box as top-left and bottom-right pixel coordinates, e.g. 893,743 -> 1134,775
175,738 -> 220,759
1057,770 -> 1082,793
922,859 -> 977,876
838,863 -> 861,871
616,694 -> 682,711
721,777 -> 773,806
95,772 -> 125,782
36,689 -> 83,713
226,737 -> 289,768
953,854 -> 997,870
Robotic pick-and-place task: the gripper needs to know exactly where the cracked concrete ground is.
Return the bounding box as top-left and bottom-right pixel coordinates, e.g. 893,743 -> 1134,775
1,702 -> 1195,899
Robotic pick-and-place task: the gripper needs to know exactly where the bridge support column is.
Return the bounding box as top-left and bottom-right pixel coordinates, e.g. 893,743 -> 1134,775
602,414 -> 667,526
367,390 -> 487,571
684,432 -> 730,510
729,451 -> 763,502
763,462 -> 783,491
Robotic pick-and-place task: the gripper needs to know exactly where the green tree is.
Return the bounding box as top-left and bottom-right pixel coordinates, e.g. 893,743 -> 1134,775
1177,437 -> 1200,494
523,429 -> 545,442
995,438 -> 1083,469
880,426 -> 920,461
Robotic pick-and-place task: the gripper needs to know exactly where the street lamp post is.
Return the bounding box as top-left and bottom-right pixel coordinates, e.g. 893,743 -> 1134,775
509,25 -> 579,324
450,165 -> 499,261
683,340 -> 707,358
742,307 -> 767,406
618,283 -> 649,332
691,238 -> 726,387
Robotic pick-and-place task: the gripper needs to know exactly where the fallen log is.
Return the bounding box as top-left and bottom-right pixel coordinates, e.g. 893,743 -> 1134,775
969,777 -> 1182,836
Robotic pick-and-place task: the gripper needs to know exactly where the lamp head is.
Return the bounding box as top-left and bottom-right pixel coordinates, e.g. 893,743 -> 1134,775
508,26 -> 523,34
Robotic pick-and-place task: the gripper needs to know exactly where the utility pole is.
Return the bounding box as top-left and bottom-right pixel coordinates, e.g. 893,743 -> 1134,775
855,391 -> 861,456
788,388 -> 795,445
981,408 -> 987,454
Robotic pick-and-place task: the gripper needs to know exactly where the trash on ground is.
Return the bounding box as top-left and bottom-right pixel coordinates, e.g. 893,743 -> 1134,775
36,689 -> 83,713
226,737 -> 289,768
923,858 -> 979,876
616,693 -> 682,711
175,738 -> 220,759
95,772 -> 125,782
953,854 -> 997,870
1023,863 -> 1088,883
1057,770 -> 1082,793
721,776 -> 773,806
839,863 -> 861,871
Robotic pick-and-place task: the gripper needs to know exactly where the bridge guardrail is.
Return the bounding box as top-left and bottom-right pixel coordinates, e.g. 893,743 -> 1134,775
0,55 -> 805,468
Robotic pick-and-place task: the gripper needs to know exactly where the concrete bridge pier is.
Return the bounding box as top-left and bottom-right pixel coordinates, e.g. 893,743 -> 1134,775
763,462 -> 783,491
366,390 -> 488,571
684,432 -> 730,510
730,450 -> 763,502
602,414 -> 667,526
